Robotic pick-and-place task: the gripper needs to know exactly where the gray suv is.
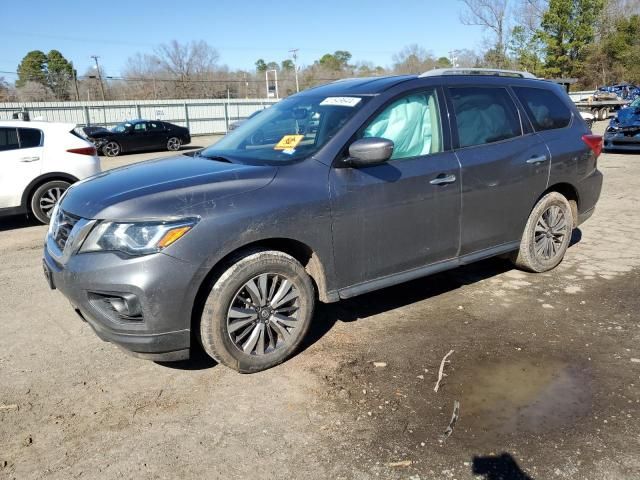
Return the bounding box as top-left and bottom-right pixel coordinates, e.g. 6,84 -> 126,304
43,69 -> 603,372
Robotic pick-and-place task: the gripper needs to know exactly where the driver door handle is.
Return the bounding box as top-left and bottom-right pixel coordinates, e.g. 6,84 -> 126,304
526,155 -> 547,165
430,174 -> 457,185
20,156 -> 40,162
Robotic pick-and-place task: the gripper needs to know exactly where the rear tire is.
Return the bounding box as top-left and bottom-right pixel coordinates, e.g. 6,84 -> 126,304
199,250 -> 315,373
598,107 -> 609,121
167,137 -> 181,151
30,180 -> 71,224
511,192 -> 573,273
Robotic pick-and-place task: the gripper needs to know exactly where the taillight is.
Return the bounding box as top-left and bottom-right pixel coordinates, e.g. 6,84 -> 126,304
582,134 -> 603,158
67,146 -> 97,156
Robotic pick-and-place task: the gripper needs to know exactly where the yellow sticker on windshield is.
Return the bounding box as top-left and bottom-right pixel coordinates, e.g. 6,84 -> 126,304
274,134 -> 304,150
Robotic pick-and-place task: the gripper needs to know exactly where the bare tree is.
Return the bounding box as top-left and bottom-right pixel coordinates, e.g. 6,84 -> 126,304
16,81 -> 53,102
392,44 -> 437,74
459,0 -> 510,67
154,40 -> 220,98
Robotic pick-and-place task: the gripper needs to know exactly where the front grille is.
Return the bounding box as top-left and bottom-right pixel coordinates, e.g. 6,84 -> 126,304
53,209 -> 80,251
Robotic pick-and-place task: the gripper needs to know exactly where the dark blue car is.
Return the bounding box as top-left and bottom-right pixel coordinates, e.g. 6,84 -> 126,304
604,97 -> 640,152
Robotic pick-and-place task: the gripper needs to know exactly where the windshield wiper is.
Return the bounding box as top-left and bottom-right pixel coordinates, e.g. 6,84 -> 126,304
196,151 -> 233,163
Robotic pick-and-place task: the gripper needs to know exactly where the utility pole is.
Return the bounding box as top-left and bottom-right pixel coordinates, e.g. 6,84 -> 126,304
448,50 -> 459,68
91,55 -> 106,101
289,48 -> 300,93
70,63 -> 80,101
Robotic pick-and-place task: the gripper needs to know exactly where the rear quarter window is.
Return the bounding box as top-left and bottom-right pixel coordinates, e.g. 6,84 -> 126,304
17,128 -> 43,148
513,86 -> 572,131
449,87 -> 522,148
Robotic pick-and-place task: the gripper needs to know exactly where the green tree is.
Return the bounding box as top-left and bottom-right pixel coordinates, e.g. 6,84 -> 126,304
255,59 -> 268,72
318,51 -> 352,71
46,50 -> 73,100
509,25 -> 543,74
281,59 -> 295,71
436,56 -> 453,68
539,0 -> 604,78
16,50 -> 48,88
585,14 -> 640,85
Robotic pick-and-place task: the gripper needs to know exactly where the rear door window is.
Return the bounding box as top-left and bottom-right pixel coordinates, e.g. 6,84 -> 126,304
0,128 -> 19,151
17,128 -> 43,148
449,87 -> 522,148
148,122 -> 165,132
512,86 -> 572,131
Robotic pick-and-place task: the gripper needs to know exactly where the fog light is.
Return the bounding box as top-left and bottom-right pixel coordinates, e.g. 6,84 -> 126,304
106,293 -> 142,317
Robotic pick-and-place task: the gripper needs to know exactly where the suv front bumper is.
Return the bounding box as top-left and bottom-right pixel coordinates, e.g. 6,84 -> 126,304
43,238 -> 200,361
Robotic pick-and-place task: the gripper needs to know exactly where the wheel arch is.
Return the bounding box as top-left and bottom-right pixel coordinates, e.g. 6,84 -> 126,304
190,237 -> 333,340
21,172 -> 79,211
539,182 -> 579,227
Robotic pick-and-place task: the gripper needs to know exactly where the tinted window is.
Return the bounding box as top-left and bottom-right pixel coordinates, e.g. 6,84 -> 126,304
18,128 -> 42,148
362,89 -> 442,160
513,87 -> 572,131
148,122 -> 165,132
0,128 -> 19,152
134,123 -> 147,132
449,87 -> 522,148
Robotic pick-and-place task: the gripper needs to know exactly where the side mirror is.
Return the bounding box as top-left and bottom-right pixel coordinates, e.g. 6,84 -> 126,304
347,137 -> 394,167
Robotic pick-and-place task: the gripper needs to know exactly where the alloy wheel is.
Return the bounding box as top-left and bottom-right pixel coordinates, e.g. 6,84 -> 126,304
39,187 -> 65,218
534,205 -> 568,260
167,137 -> 180,151
103,142 -> 120,157
226,273 -> 300,356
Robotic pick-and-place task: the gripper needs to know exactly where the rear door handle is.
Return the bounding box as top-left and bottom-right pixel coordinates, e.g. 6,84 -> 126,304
526,155 -> 547,165
430,174 -> 457,185
20,156 -> 40,162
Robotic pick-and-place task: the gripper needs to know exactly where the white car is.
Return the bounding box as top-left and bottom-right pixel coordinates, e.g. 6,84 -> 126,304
580,110 -> 595,129
0,121 -> 101,224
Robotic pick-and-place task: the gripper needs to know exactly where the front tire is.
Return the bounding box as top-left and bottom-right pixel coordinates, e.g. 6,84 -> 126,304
199,250 -> 315,373
511,192 -> 573,273
30,180 -> 71,224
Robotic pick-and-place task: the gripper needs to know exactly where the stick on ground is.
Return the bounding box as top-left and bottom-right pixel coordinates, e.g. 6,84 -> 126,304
434,349 -> 454,392
442,400 -> 460,440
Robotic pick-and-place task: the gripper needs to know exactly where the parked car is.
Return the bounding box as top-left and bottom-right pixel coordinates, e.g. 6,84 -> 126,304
85,119 -> 191,157
580,110 -> 595,129
604,97 -> 640,151
597,82 -> 640,101
0,121 -> 100,224
43,69 -> 603,372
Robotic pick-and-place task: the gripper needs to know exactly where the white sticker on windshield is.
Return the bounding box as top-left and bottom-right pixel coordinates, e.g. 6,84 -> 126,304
320,97 -> 362,107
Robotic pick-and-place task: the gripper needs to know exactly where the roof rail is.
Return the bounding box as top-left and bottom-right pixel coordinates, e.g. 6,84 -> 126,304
419,68 -> 537,79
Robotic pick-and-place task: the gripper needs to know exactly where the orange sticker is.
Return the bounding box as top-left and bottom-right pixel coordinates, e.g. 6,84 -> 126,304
274,134 -> 304,150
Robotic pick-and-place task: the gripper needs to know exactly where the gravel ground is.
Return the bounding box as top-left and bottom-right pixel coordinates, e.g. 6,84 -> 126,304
0,124 -> 639,480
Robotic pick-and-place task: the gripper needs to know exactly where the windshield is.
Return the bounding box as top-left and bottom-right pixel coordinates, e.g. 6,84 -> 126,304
630,98 -> 640,108
200,95 -> 368,164
111,122 -> 132,133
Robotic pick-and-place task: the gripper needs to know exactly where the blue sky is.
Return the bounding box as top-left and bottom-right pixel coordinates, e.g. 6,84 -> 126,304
1,0 -> 485,79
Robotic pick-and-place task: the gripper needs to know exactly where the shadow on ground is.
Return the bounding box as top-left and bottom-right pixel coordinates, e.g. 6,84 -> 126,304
472,453 -> 534,480
162,228 -> 585,371
0,214 -> 40,233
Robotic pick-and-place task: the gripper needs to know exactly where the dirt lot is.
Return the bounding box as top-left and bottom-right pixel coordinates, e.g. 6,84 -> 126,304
1,126 -> 639,480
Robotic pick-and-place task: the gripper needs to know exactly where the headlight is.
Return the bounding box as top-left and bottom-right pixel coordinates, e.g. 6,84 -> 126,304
79,218 -> 198,256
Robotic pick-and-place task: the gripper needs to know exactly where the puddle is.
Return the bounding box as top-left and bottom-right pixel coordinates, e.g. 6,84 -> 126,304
457,358 -> 592,435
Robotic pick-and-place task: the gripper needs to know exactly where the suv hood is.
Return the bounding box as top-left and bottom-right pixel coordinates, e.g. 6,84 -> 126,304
61,155 -> 278,219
